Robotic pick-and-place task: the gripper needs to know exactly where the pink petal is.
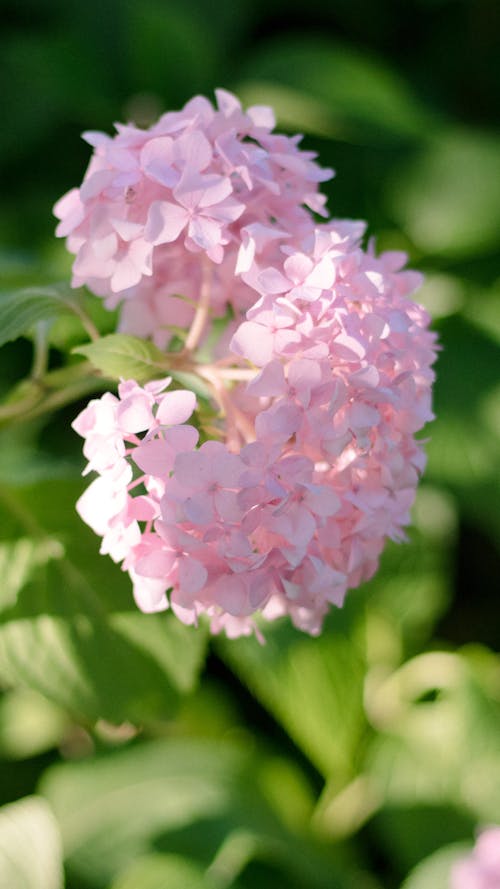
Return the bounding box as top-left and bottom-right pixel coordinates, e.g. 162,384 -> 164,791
212,575 -> 249,616
80,170 -> 116,201
135,548 -> 177,578
133,439 -> 175,477
163,424 -> 199,454
178,556 -> 207,594
247,104 -> 275,129
284,252 -> 313,284
174,451 -> 212,489
188,215 -> 223,252
175,171 -> 231,210
305,256 -> 336,289
116,393 -> 154,433
110,240 -> 153,293
215,89 -> 242,116
175,129 -> 213,172
156,390 -> 196,426
111,218 -> 144,242
144,200 -> 188,245
302,484 -> 340,517
257,267 -> 290,294
184,494 -> 215,526
230,321 -> 274,366
140,136 -> 178,186
132,574 -> 169,613
246,360 -> 286,397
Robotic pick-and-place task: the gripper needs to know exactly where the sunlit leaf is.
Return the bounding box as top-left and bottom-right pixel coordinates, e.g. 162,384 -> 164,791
400,843 -> 471,889
0,480 -> 208,725
110,853 -> 215,889
74,333 -> 169,382
364,650 -> 500,832
389,129 -> 500,256
0,688 -> 68,760
0,795 -> 63,889
40,738 -> 345,889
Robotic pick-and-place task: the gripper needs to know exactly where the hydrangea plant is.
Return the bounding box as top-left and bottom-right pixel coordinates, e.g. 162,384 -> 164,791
56,89 -> 437,638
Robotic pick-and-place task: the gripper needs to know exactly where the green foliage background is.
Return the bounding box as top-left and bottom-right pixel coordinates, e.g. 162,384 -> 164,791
0,1 -> 499,887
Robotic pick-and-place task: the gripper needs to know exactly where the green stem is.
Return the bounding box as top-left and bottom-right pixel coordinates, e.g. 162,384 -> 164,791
68,296 -> 100,341
31,321 -> 51,380
0,362 -> 107,428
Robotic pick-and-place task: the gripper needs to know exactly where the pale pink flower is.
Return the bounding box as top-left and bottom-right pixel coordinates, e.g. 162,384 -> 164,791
68,92 -> 437,638
55,89 -> 332,340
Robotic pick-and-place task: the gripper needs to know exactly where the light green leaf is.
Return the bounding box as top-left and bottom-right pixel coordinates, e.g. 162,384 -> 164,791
74,333 -> 169,382
364,650 -> 500,825
0,688 -> 68,760
0,285 -> 79,347
236,81 -> 346,140
0,480 -> 208,725
0,796 -> 63,889
111,853 -> 215,889
37,740 -> 258,886
401,843 -> 471,889
40,738 -> 346,889
389,129 -> 500,256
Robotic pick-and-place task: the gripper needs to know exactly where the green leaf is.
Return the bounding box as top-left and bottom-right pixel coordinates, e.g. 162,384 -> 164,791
40,738 -> 346,889
388,128 -> 500,257
74,333 -> 169,382
0,796 -> 63,889
0,285 -> 79,347
236,82 -> 346,140
0,480 -> 208,725
110,853 -> 215,889
217,604 -> 368,783
0,537 -> 64,612
127,1 -> 217,102
368,804 -> 475,878
0,688 -> 68,760
239,37 -> 437,144
364,649 -> 500,828
400,843 -> 471,889
425,315 -> 500,541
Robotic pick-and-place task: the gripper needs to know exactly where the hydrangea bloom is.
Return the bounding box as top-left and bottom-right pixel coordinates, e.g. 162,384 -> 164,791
64,89 -> 437,637
54,89 -> 331,346
451,827 -> 500,889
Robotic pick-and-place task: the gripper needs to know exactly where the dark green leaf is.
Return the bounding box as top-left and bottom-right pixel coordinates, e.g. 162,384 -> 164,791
0,286 -> 78,347
239,37 -> 437,144
217,604 -> 368,783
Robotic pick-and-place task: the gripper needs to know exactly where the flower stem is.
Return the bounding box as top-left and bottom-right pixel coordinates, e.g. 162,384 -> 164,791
184,260 -> 213,353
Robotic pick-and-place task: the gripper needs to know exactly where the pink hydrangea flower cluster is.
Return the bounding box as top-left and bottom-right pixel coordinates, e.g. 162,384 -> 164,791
63,89 -> 437,637
54,88 -> 331,348
451,827 -> 500,889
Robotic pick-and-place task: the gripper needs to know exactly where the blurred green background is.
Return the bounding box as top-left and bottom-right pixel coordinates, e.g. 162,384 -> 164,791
0,1 -> 499,887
